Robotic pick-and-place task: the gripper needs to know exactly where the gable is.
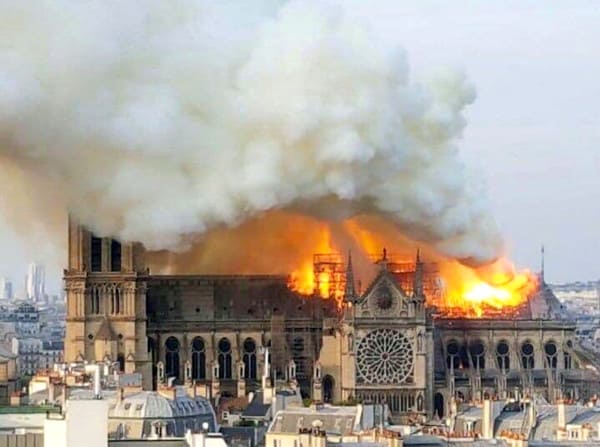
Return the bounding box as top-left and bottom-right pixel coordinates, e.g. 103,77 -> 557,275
356,269 -> 411,318
94,318 -> 117,340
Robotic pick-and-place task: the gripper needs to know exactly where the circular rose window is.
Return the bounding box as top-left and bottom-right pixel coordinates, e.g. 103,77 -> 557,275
356,329 -> 414,384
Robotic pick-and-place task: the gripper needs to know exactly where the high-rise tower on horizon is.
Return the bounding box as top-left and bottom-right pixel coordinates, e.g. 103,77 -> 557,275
26,263 -> 45,302
0,277 -> 13,300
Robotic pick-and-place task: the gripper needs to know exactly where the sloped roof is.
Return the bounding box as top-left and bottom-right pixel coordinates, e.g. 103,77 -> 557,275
527,284 -> 567,320
95,318 -> 116,340
268,405 -> 365,436
530,404 -> 589,441
242,392 -> 270,418
66,388 -> 216,428
110,391 -> 215,421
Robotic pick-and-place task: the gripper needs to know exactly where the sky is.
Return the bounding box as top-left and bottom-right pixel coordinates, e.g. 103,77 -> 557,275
341,0 -> 600,283
0,0 -> 598,292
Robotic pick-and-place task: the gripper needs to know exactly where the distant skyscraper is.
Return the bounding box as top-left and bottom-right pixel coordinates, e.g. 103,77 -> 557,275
0,277 -> 13,300
26,263 -> 45,302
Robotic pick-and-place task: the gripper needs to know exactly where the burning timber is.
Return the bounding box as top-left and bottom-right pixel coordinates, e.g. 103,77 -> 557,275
64,217 -> 600,424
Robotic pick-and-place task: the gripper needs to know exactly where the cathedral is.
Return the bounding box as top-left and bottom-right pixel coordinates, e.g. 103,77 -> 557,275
64,218 -> 599,423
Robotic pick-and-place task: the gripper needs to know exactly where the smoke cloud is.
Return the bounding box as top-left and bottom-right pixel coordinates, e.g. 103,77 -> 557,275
0,0 -> 503,265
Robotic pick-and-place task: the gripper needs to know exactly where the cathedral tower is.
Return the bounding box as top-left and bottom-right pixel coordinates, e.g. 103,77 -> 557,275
64,216 -> 152,388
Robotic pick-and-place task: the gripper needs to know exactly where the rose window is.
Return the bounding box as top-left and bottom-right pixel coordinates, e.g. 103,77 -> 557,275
356,329 -> 414,384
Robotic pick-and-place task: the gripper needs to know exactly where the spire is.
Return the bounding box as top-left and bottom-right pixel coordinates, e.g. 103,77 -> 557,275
413,248 -> 424,299
540,244 -> 545,284
376,247 -> 389,272
344,250 -> 356,302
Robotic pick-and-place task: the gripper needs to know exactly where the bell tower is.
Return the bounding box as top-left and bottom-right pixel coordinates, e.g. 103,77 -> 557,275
64,215 -> 152,389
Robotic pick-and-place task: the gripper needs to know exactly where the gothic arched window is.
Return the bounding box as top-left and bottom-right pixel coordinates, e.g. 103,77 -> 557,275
291,337 -> 305,377
521,341 -> 535,369
469,340 -> 486,370
90,286 -> 101,315
564,340 -> 573,369
191,337 -> 206,380
91,236 -> 102,272
243,338 -> 257,380
545,341 -> 558,369
218,338 -> 232,379
110,286 -> 122,315
165,337 -> 180,379
446,340 -> 459,370
496,341 -> 510,371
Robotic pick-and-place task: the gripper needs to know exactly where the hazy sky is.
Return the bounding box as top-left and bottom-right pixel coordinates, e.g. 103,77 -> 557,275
0,1 -> 598,292
343,0 -> 600,283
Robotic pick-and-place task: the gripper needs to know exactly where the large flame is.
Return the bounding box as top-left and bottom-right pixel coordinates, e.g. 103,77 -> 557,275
288,218 -> 538,318
288,223 -> 337,298
437,259 -> 538,317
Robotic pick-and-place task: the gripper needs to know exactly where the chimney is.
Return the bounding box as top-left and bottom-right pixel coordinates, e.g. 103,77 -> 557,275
93,364 -> 102,399
482,399 -> 494,439
48,381 -> 55,404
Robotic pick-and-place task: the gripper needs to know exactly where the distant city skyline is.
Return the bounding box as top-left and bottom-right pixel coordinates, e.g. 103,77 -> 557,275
0,1 -> 598,287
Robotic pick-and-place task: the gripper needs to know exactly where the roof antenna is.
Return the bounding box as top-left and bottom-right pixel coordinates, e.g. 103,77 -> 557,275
540,244 -> 545,284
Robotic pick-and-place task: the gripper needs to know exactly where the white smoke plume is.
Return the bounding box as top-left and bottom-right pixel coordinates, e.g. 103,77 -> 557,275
0,0 -> 503,264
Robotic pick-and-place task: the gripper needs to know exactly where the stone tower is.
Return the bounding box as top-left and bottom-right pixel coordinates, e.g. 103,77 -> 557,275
64,216 -> 152,389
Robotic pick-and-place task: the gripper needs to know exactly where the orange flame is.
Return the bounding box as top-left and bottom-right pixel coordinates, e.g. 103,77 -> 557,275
288,217 -> 538,318
289,224 -> 337,298
435,258 -> 538,317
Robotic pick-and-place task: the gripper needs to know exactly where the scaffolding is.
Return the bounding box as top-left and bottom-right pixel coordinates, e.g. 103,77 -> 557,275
366,252 -> 441,300
311,252 -> 441,302
313,253 -> 346,302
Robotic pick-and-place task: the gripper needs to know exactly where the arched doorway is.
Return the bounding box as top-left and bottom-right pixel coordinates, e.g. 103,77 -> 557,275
434,393 -> 444,418
322,375 -> 335,403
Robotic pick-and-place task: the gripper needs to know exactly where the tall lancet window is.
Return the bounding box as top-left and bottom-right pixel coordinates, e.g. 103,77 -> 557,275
91,236 -> 102,272
243,338 -> 257,379
218,338 -> 232,379
165,337 -> 180,380
191,337 -> 206,380
111,240 -> 122,272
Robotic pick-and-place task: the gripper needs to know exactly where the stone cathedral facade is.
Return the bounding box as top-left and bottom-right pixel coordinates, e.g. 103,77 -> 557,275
64,218 -> 597,422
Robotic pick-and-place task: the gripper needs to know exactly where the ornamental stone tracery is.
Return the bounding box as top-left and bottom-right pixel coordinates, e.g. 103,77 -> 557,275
356,328 -> 414,384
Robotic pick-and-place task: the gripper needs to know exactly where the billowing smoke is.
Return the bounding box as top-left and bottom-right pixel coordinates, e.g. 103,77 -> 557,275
0,0 -> 503,266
